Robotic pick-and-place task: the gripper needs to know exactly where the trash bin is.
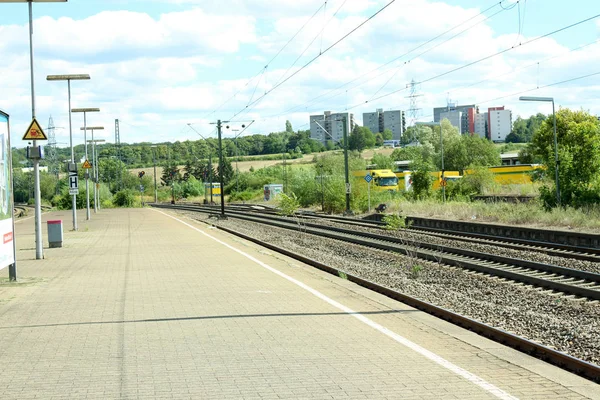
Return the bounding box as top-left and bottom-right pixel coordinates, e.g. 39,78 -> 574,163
47,220 -> 63,248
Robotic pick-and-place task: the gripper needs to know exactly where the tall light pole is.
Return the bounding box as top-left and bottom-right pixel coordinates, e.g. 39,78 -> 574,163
519,96 -> 560,206
73,108 -> 99,220
47,74 -> 90,231
416,121 -> 445,203
150,145 -> 158,203
85,135 -> 105,212
1,0 -> 68,259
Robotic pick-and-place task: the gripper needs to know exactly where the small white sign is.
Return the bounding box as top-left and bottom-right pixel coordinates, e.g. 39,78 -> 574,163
69,188 -> 79,195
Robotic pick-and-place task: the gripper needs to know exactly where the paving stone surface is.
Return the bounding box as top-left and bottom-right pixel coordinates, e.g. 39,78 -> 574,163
0,208 -> 597,399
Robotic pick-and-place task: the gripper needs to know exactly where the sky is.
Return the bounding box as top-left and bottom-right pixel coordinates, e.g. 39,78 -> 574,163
0,0 -> 599,149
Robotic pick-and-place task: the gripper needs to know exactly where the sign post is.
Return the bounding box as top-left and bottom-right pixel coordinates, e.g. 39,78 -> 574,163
364,173 -> 372,212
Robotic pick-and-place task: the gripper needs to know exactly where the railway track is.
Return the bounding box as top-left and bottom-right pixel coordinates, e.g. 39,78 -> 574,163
152,202 -> 600,382
187,203 -> 600,262
156,203 -> 600,300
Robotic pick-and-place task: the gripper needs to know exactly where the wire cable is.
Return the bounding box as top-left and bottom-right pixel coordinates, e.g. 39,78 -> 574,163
265,0 -> 505,120
228,0 -> 397,122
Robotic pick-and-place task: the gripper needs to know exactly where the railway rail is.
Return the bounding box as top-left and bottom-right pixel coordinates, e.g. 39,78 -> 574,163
151,202 -> 600,382
155,203 -> 600,300
225,204 -> 600,263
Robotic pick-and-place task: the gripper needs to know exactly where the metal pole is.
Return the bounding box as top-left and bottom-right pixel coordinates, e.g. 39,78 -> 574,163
320,164 -> 324,212
68,79 -> 77,231
552,100 -> 561,206
84,113 -> 90,220
235,138 -> 239,194
95,142 -> 101,210
368,180 -> 371,212
440,122 -> 445,204
342,117 -> 351,215
209,153 -> 213,205
91,130 -> 97,213
28,1 -> 43,260
217,120 -> 226,218
153,148 -> 157,203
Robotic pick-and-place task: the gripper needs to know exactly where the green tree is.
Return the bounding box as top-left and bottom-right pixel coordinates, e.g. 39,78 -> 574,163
530,108 -> 600,208
285,120 -> 293,133
382,129 -> 393,140
409,157 -> 434,200
444,135 -> 500,171
370,153 -> 392,170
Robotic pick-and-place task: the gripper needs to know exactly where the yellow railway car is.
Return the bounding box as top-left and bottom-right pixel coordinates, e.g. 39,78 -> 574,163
352,169 -> 399,192
395,170 -> 461,191
464,164 -> 544,185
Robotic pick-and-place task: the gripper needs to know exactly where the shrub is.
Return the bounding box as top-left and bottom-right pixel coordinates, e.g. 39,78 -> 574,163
113,190 -> 137,207
278,193 -> 300,216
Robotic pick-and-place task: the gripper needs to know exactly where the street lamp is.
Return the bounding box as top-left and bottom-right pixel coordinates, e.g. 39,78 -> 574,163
73,108 -> 99,220
1,0 -> 68,260
85,134 -> 105,212
416,121 -> 445,203
519,96 -> 560,206
47,73 -> 90,231
150,145 -> 158,203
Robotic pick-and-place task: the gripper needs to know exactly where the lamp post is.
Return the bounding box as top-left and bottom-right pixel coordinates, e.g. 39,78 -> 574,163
73,108 -> 99,220
519,96 -> 560,206
416,121 -> 445,203
47,73 -> 90,231
85,135 -> 105,212
1,0 -> 68,259
150,145 -> 158,203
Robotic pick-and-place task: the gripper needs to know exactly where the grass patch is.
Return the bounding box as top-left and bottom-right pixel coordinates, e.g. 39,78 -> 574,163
387,199 -> 600,232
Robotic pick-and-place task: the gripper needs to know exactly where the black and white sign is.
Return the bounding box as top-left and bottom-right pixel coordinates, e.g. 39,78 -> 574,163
69,171 -> 79,195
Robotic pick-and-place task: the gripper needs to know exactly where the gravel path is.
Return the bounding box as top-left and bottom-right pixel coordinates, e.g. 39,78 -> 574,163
182,211 -> 600,366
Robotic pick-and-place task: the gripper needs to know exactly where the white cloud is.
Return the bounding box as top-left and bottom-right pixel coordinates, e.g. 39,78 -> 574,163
1,0 -> 599,147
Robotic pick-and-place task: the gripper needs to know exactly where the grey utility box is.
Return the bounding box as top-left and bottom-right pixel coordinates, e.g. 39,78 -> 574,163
47,220 -> 63,248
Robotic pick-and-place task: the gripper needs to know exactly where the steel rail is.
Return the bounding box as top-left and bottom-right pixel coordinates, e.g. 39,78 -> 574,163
156,204 -> 600,299
204,217 -> 600,383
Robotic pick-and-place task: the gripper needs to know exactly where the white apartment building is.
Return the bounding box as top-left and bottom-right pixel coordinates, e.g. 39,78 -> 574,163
310,111 -> 355,145
489,109 -> 512,142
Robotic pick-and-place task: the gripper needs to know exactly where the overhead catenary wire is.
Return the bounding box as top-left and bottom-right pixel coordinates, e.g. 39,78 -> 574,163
228,0 -> 397,122
264,0 -> 507,120
341,12 -> 600,112
195,1 -> 328,122
270,0 -> 348,91
367,5 -> 507,101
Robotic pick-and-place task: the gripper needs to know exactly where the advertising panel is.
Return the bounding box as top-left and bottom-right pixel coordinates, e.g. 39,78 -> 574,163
0,111 -> 15,270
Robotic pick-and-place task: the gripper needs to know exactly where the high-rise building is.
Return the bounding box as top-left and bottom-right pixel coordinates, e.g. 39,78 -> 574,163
434,103 -> 475,134
363,109 -> 384,136
474,112 -> 488,139
310,111 -> 355,145
488,107 -> 512,142
362,109 -> 405,140
439,110 -> 463,134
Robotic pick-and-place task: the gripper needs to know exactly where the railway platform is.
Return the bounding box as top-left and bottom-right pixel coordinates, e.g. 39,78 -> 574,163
0,208 -> 598,399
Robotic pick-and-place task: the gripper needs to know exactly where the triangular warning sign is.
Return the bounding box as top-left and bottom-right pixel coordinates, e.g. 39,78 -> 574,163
22,118 -> 47,141
82,160 -> 92,169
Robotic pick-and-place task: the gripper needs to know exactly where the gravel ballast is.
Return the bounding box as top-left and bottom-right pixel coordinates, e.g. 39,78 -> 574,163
180,211 -> 600,366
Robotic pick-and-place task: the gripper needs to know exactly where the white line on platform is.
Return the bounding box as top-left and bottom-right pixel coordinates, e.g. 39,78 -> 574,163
156,209 -> 518,400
